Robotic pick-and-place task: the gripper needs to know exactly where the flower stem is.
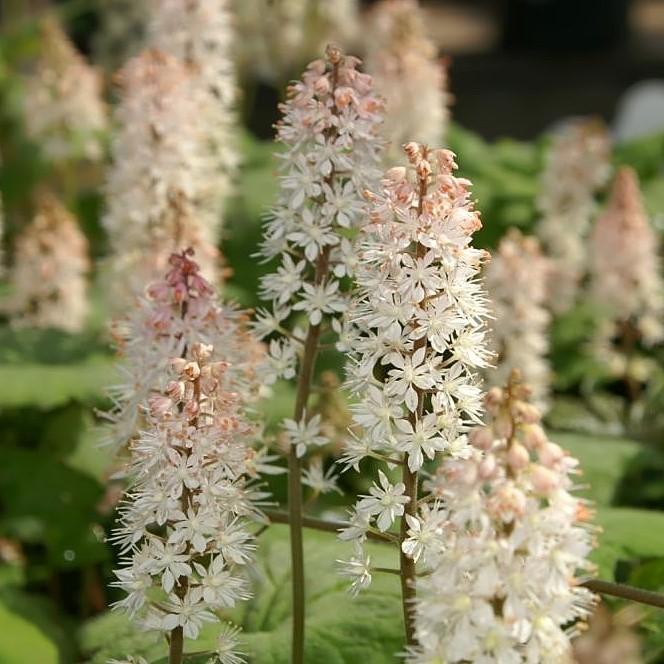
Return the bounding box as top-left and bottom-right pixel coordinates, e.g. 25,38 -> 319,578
288,246 -> 331,664
399,462 -> 418,646
168,627 -> 184,664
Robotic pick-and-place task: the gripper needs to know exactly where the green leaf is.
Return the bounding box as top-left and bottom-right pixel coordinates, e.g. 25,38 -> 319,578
0,356 -> 113,408
0,448 -> 107,569
83,525 -> 404,664
592,508 -> 664,579
552,431 -> 641,505
0,600 -> 59,664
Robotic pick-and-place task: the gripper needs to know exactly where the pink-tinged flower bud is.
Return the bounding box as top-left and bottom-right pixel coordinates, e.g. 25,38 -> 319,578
325,43 -> 342,65
530,464 -> 559,495
403,141 -> 422,164
538,442 -> 565,467
523,423 -> 547,449
192,342 -> 214,362
513,400 -> 540,424
170,357 -> 188,374
148,395 -> 172,417
485,387 -> 504,412
166,380 -> 184,401
334,86 -> 356,109
313,75 -> 331,97
487,484 -> 527,522
507,442 -> 530,471
479,454 -> 497,479
469,426 -> 494,451
184,399 -> 199,419
183,361 -> 201,380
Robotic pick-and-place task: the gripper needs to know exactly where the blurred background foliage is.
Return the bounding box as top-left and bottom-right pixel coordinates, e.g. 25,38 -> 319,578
1,1 -> 664,662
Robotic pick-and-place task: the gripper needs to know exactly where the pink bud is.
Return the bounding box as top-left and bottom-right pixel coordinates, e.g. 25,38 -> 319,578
531,464 -> 559,495
469,426 -> 494,451
538,442 -> 565,468
183,362 -> 201,380
523,424 -> 547,449
184,400 -> 199,419
170,358 -> 187,374
507,442 -> 530,471
313,75 -> 330,96
148,395 -> 172,418
166,380 -> 184,401
191,342 -> 214,362
479,454 -> 496,479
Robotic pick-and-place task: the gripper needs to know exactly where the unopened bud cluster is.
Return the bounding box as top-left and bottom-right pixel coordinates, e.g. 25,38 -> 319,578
8,192 -> 89,332
23,16 -> 107,162
589,167 -> 664,378
410,372 -> 597,663
105,250 -> 263,452
536,120 -> 610,312
365,0 -> 449,163
103,50 -> 220,304
485,229 -> 552,412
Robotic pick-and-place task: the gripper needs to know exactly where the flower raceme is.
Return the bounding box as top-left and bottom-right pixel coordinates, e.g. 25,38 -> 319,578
104,250 -> 264,460
23,16 -> 107,162
485,229 -> 552,412
111,343 -> 265,663
148,0 -> 239,200
410,372 -> 598,663
339,143 -> 491,643
103,50 -> 221,304
535,119 -> 610,313
255,43 -> 384,460
365,0 -> 450,163
8,192 -> 89,332
589,166 -> 664,378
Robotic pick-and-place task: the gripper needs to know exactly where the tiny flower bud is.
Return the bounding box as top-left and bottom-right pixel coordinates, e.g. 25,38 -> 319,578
507,442 -> 530,471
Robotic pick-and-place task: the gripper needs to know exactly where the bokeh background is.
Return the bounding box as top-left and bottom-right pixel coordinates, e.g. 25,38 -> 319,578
1,1 -> 664,662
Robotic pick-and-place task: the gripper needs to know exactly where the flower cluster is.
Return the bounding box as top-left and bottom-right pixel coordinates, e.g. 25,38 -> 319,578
411,372 -> 597,663
536,119 -> 610,312
7,192 -> 89,332
339,143 -> 490,592
365,0 -> 450,163
255,44 -> 384,466
103,50 -> 220,304
485,229 -> 552,412
148,0 -> 239,201
22,16 -> 107,162
104,250 -> 264,454
589,167 -> 664,377
233,0 -> 359,84
111,339 -> 264,661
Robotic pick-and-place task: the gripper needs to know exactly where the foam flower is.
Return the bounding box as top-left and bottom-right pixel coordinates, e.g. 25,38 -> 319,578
485,229 -> 552,411
7,192 -> 89,331
148,0 -> 239,201
588,166 -> 664,380
339,143 -> 490,648
103,250 -> 263,454
536,119 -> 610,312
111,338 -> 263,663
365,0 -> 450,162
22,16 -> 107,162
103,50 -> 220,304
409,371 -> 598,663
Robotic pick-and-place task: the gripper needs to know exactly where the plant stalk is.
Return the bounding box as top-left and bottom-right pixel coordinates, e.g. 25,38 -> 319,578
288,246 -> 331,664
399,463 -> 418,646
